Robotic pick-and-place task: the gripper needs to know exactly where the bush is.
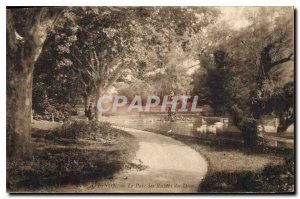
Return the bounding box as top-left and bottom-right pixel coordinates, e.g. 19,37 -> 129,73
33,103 -> 78,122
32,121 -> 113,141
51,121 -> 112,140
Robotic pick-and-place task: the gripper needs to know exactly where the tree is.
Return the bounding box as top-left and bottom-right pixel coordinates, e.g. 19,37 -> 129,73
7,7 -> 66,160
67,7 -> 219,119
67,7 -> 149,119
245,7 -> 294,133
115,7 -> 219,99
32,10 -> 84,118
192,7 -> 294,146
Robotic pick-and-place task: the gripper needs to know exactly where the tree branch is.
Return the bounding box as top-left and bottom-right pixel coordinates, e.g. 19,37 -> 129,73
6,9 -> 17,52
103,62 -> 128,92
26,8 -> 45,39
70,50 -> 83,66
270,53 -> 294,68
103,70 -> 123,93
49,7 -> 69,30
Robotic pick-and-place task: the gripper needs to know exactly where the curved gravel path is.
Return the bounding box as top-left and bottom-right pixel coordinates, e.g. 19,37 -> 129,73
97,126 -> 209,193
46,126 -> 208,193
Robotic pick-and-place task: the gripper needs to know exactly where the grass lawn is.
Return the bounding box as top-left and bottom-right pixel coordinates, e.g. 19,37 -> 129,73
7,120 -> 139,192
141,127 -> 294,193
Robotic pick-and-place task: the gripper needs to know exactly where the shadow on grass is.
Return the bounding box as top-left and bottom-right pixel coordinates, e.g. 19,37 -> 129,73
199,156 -> 294,193
8,148 -> 123,190
7,121 -> 139,192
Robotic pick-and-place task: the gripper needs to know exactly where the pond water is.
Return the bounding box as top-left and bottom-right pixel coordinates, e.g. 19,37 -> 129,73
75,109 -> 291,148
103,114 -> 242,141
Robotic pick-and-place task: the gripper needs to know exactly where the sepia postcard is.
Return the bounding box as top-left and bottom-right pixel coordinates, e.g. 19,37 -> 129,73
6,6 -> 294,193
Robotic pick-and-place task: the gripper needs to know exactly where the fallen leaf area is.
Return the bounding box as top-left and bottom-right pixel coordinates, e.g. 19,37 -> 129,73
7,121 -> 139,192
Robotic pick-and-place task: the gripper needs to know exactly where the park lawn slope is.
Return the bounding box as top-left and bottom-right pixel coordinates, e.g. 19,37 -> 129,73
141,127 -> 294,193
7,120 -> 139,192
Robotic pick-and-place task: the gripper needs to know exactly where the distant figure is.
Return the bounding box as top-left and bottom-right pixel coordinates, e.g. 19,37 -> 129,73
87,103 -> 93,121
168,90 -> 175,121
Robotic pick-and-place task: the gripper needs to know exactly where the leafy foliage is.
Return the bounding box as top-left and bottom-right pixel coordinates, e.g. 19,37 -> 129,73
192,7 -> 294,142
32,7 -> 219,118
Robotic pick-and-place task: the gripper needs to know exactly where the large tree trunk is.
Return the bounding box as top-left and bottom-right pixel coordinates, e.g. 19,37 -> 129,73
7,58 -> 35,160
6,34 -> 43,160
6,8 -> 62,160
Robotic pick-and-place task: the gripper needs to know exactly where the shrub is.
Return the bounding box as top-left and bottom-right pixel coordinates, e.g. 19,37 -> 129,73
33,103 -> 78,122
51,121 -> 112,140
